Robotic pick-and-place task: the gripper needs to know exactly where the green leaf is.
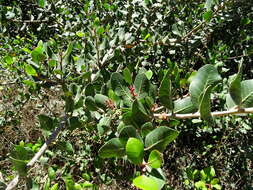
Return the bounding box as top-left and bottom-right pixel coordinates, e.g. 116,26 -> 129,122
123,67 -> 132,85
145,70 -> 153,80
199,85 -> 214,124
3,55 -> 14,65
141,122 -> 155,137
94,94 -> 109,110
134,73 -> 150,98
38,114 -> 55,130
212,184 -> 222,190
126,138 -> 144,165
226,79 -> 253,108
31,44 -> 45,63
85,83 -> 95,96
159,70 -> 173,110
145,126 -> 179,151
194,181 -> 207,190
85,96 -> 98,111
10,158 -> 27,176
133,175 -> 159,190
149,176 -> 165,190
50,183 -> 59,190
25,64 -> 38,76
228,61 -> 243,106
98,138 -> 125,158
174,96 -> 198,114
65,95 -> 75,113
38,0 -> 46,7
63,42 -> 74,67
203,11 -> 213,22
111,72 -> 131,99
189,64 -> 222,108
97,117 -> 111,135
68,116 -> 83,130
48,167 -> 56,180
132,99 -> 151,126
119,125 -> 138,142
148,150 -> 163,168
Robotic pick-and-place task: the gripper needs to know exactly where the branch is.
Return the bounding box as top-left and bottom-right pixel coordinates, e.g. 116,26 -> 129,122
5,115 -> 68,190
153,107 -> 253,119
9,19 -> 49,23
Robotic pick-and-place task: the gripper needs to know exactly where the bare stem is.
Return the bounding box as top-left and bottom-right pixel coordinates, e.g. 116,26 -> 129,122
153,107 -> 253,119
5,115 -> 67,190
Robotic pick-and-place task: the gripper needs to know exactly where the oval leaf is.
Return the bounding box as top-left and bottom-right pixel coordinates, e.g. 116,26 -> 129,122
159,70 -> 173,110
226,79 -> 253,108
126,138 -> 144,165
174,96 -> 198,114
189,64 -> 222,108
98,138 -> 125,158
145,126 -> 179,151
94,94 -> 109,110
123,67 -> 132,85
132,99 -> 151,126
199,85 -> 214,124
111,72 -> 131,99
134,73 -> 150,98
133,175 -> 159,190
148,150 -> 163,169
229,61 -> 243,106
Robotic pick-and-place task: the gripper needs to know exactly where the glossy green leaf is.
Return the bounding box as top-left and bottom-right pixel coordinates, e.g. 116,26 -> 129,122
132,99 -> 151,126
226,79 -> 253,108
38,114 -> 55,130
48,167 -> 56,180
141,122 -> 154,137
123,67 -> 132,85
85,83 -> 95,96
31,45 -> 45,63
25,64 -> 38,76
111,72 -> 131,99
119,125 -> 138,142
228,61 -> 243,106
97,117 -> 111,135
145,126 -> 179,151
195,181 -> 207,190
50,183 -> 59,190
189,64 -> 222,108
38,0 -> 45,7
199,85 -> 214,124
133,175 -> 159,190
98,138 -> 125,158
68,116 -> 83,130
94,94 -> 109,110
148,150 -> 163,168
126,138 -> 144,165
174,96 -> 197,114
149,176 -> 165,190
85,96 -> 98,111
63,42 -> 74,67
134,73 -> 150,98
159,70 -> 173,110
203,11 -> 213,22
145,70 -> 153,80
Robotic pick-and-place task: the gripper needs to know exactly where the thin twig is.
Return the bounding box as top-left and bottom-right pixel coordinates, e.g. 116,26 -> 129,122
9,19 -> 49,23
5,114 -> 68,190
153,107 -> 253,119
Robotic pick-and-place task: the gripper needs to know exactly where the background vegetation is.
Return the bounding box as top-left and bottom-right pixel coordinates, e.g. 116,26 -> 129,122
0,0 -> 252,189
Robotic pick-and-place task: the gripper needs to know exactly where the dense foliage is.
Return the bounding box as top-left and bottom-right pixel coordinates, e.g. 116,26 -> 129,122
0,0 -> 252,189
